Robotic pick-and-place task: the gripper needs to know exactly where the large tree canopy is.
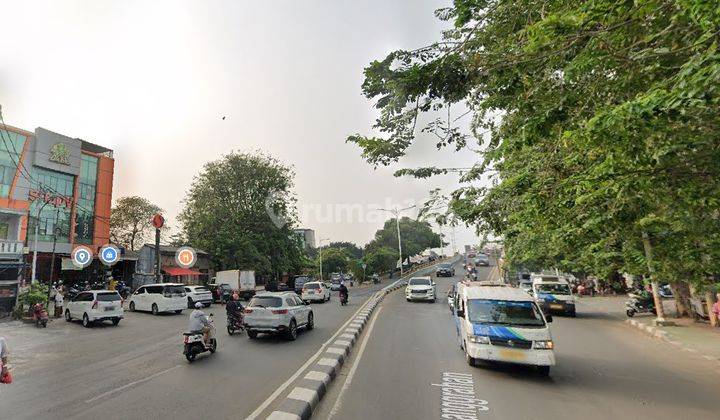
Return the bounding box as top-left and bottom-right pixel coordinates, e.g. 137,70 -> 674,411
366,217 -> 442,263
349,0 -> 720,297
109,196 -> 162,251
178,151 -> 304,277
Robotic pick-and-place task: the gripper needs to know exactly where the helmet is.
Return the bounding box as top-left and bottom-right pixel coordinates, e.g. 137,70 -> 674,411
195,302 -> 203,309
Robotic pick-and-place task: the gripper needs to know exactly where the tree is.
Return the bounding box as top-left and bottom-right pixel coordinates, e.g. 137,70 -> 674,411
349,1 -> 720,322
177,151 -> 304,278
318,247 -> 351,276
364,246 -> 399,275
327,241 -> 364,259
366,217 -> 441,263
109,196 -> 162,251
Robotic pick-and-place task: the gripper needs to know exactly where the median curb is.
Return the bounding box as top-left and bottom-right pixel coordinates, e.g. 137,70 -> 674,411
625,319 -> 670,341
266,257 -> 460,419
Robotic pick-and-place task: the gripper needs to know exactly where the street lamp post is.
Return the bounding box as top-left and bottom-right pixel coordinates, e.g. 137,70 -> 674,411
378,205 -> 415,278
318,238 -> 329,280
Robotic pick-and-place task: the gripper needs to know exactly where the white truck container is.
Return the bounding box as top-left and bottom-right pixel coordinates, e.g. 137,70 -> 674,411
215,270 -> 257,300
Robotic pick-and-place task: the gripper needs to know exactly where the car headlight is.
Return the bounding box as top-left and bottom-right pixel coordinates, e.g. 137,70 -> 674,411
467,335 -> 490,344
533,340 -> 554,350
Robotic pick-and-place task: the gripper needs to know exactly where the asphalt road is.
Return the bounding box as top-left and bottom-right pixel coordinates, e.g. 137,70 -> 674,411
315,260 -> 718,420
0,281 -> 391,419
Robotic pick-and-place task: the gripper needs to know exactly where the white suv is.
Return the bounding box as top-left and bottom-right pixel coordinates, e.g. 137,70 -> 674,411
128,283 -> 187,315
243,292 -> 314,340
301,282 -> 330,303
405,276 -> 437,302
184,285 -> 213,308
65,290 -> 124,328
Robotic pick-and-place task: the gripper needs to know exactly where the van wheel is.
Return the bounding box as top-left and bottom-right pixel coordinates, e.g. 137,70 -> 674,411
465,348 -> 476,367
65,309 -> 72,322
129,302 -> 136,312
175,310 -> 182,314
152,304 -> 159,315
82,313 -> 91,328
537,366 -> 550,377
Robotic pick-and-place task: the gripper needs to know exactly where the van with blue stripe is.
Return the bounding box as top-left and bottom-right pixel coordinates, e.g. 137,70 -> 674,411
531,274 -> 577,317
454,281 -> 556,376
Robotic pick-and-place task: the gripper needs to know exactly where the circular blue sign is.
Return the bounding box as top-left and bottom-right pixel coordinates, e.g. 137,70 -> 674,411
72,246 -> 93,269
99,245 -> 120,266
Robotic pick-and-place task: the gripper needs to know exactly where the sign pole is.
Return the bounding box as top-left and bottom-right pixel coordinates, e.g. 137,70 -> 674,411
152,214 -> 165,283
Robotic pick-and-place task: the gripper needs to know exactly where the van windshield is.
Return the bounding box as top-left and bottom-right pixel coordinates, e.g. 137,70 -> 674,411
535,284 -> 571,295
467,299 -> 545,327
163,286 -> 185,296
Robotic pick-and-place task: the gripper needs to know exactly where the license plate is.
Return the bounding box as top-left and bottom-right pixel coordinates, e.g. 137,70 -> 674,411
104,306 -> 115,311
498,349 -> 526,361
550,303 -> 563,310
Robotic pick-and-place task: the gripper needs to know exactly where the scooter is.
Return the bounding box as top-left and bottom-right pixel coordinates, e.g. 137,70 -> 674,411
625,293 -> 656,317
32,303 -> 49,328
226,313 -> 245,335
183,315 -> 217,362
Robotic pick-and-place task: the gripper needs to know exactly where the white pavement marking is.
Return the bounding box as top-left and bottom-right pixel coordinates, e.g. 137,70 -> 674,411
327,306 -> 384,419
245,298 -> 375,419
85,364 -> 181,403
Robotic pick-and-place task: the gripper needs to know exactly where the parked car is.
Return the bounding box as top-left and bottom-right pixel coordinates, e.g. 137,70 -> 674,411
243,292 -> 314,340
301,281 -> 331,303
65,290 -> 124,328
405,276 -> 437,302
128,283 -> 187,315
184,285 -> 213,308
474,254 -> 490,266
436,263 -> 455,277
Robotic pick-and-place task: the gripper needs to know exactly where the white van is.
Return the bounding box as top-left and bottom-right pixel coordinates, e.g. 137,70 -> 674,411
454,282 -> 556,376
128,283 -> 187,315
531,274 -> 576,317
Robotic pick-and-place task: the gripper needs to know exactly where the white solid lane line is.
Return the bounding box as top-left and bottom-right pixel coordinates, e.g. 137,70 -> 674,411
245,298 -> 376,420
327,306 -> 384,419
84,364 -> 182,404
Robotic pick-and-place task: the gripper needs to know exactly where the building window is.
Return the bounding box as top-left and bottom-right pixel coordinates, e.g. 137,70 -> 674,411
0,130 -> 26,198
75,154 -> 98,244
28,167 -> 74,243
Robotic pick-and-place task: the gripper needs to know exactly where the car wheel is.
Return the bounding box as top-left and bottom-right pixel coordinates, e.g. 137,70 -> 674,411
537,366 -> 550,377
188,297 -> 194,309
286,319 -> 298,341
247,330 -> 258,339
152,304 -> 159,315
568,310 -> 576,318
129,302 -> 136,312
112,317 -> 120,326
306,312 -> 314,331
65,309 -> 72,322
82,313 -> 91,328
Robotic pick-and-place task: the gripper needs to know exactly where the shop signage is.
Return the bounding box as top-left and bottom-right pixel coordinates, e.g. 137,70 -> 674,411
49,142 -> 71,165
28,190 -> 73,209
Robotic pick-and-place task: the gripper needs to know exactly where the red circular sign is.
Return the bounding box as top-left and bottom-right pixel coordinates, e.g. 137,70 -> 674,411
152,214 -> 165,229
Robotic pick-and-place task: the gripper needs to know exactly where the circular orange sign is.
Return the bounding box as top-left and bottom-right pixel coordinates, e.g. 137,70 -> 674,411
175,247 -> 196,269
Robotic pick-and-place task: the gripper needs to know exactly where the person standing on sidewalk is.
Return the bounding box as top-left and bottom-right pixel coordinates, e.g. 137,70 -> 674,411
54,289 -> 64,318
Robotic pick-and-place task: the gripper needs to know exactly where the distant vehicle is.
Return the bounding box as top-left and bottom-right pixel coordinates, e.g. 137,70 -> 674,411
184,285 -> 213,308
519,280 -> 533,295
293,276 -> 313,294
474,254 -> 490,266
455,282 -> 555,376
215,270 -> 256,300
65,290 -> 124,327
531,275 -> 576,317
243,292 -> 314,340
330,273 -> 344,291
128,283 -> 187,315
301,281 -> 331,303
436,263 -> 455,277
405,276 -> 436,302
207,283 -> 233,303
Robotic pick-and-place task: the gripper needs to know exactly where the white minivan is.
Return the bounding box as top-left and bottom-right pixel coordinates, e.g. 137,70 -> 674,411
455,282 -> 556,376
128,283 -> 187,315
531,274 -> 576,317
65,290 -> 124,328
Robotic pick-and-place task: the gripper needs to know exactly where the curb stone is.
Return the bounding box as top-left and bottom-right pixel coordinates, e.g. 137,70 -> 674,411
266,257 -> 462,419
625,319 -> 670,340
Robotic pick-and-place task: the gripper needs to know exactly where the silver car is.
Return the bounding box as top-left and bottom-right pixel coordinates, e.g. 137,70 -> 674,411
243,292 -> 314,340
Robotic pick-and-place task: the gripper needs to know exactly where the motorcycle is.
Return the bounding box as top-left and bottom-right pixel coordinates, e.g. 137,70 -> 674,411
625,292 -> 656,317
226,313 -> 245,335
32,303 -> 49,328
116,282 -> 131,299
339,291 -> 348,306
183,315 -> 217,362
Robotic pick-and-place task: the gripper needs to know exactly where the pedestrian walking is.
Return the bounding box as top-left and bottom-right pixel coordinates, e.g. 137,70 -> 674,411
54,289 -> 64,318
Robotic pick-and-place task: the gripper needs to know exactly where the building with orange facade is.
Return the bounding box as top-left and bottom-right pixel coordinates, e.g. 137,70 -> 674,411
0,124 -> 114,313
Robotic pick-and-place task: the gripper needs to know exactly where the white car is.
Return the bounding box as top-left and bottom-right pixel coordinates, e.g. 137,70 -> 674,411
405,276 -> 436,302
243,292 -> 314,340
301,281 -> 331,303
128,283 -> 187,315
184,285 -> 213,308
65,290 -> 124,328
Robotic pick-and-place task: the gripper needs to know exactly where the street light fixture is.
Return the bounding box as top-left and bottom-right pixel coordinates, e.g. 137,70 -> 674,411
377,205 -> 416,278
318,237 -> 329,280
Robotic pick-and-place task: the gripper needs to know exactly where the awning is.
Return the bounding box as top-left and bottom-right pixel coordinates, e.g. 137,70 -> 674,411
163,267 -> 202,276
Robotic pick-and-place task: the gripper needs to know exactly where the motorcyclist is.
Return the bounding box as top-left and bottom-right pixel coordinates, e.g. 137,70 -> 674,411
338,281 -> 349,303
187,302 -> 212,346
225,293 -> 244,325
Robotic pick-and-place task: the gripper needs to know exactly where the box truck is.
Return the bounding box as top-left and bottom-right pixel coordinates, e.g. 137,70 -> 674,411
215,270 -> 256,300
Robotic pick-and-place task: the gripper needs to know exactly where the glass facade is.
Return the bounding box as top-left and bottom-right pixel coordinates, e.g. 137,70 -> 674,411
75,154 -> 98,244
28,167 -> 74,243
0,129 -> 26,197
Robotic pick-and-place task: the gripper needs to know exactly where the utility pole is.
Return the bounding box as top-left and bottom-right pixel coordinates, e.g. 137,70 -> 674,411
152,214 -> 165,283
378,205 -> 415,278
46,207 -> 60,303
30,198 -> 52,283
318,238 -> 329,280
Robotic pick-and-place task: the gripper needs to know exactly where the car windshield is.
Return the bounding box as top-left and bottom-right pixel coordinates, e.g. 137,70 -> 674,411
249,296 -> 283,308
97,292 -> 121,301
163,286 -> 185,295
535,284 -> 571,295
408,278 -> 431,286
467,299 -> 545,327
304,283 -> 320,290
439,264 -> 452,269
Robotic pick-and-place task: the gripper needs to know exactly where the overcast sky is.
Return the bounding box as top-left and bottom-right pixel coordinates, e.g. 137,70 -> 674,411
0,0 -> 480,249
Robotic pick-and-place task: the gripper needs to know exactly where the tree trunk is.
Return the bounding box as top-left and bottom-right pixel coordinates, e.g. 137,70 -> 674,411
669,282 -> 691,318
641,231 -> 668,323
706,289 -> 718,328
